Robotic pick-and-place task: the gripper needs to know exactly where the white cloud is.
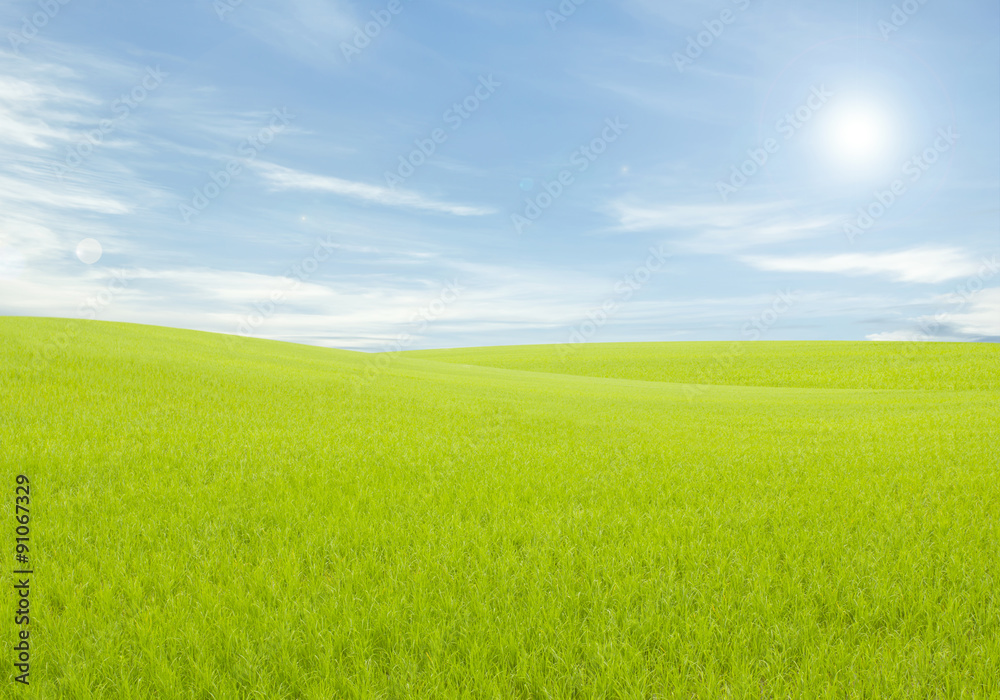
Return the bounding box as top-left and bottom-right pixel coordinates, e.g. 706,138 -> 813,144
612,200 -> 781,231
0,71 -> 97,148
867,330 -> 938,341
0,173 -> 130,214
867,285 -> 1000,341
741,247 -> 983,284
0,257 -> 654,349
255,162 -> 497,216
944,287 -> 1000,337
608,199 -> 838,251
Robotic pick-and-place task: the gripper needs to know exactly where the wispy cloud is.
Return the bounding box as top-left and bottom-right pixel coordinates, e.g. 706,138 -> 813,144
0,260 -> 609,348
0,172 -> 130,214
608,199 -> 837,251
944,287 -> 1000,337
741,247 -> 984,284
255,162 -> 497,217
868,287 -> 1000,341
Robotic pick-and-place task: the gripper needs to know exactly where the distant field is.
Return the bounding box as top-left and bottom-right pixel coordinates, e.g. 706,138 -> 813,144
2,318 -> 997,698
407,340 -> 1000,390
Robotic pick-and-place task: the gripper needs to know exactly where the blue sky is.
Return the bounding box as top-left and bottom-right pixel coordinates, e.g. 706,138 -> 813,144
1,0 -> 997,350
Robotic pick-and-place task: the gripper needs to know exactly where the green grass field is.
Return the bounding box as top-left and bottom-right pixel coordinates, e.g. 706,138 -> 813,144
2,317 -> 997,698
407,341 -> 1000,391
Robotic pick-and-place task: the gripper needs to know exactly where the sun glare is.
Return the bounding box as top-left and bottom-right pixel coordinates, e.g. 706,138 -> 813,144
821,99 -> 895,173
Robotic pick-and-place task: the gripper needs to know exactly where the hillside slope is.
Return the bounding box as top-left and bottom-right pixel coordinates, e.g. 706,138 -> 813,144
1,318 -> 997,698
407,340 -> 1000,390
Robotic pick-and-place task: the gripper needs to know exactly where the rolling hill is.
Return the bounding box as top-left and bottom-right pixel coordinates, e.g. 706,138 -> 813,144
2,317 -> 997,697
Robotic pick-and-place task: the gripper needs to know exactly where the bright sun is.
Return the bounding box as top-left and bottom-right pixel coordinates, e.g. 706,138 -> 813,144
822,100 -> 893,172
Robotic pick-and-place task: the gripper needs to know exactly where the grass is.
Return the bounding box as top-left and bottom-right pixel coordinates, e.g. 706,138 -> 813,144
1,317 -> 998,698
407,341 -> 1000,391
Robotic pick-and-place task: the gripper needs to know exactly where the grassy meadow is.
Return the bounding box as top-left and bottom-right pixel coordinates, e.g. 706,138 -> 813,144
1,317 -> 998,698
